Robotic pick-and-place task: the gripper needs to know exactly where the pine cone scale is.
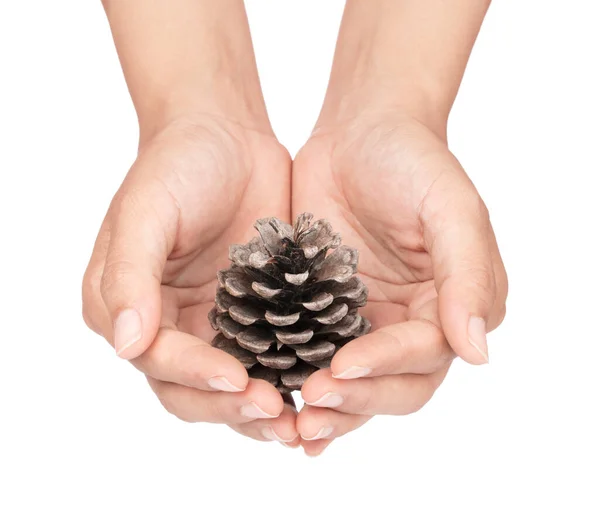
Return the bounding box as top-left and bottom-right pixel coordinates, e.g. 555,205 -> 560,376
293,340 -> 336,362
236,328 -> 274,353
314,302 -> 349,324
257,351 -> 297,370
301,292 -> 334,311
212,334 -> 257,369
274,329 -> 314,345
264,310 -> 300,326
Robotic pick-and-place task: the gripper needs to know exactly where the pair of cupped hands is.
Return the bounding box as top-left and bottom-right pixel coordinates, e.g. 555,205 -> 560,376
82,110 -> 507,456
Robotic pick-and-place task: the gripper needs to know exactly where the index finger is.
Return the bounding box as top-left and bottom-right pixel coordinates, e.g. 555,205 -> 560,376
131,327 -> 250,393
330,299 -> 454,379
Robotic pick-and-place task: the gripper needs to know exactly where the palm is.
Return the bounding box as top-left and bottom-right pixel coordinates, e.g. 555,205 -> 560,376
126,117 -> 291,341
293,117 -> 452,332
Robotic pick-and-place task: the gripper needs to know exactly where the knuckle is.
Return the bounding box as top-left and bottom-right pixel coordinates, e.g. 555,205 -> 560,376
135,329 -> 171,375
466,266 -> 496,306
498,303 -> 507,325
100,260 -> 136,299
114,187 -> 144,216
416,318 -> 451,367
461,189 -> 489,222
82,269 -> 95,300
82,267 -> 103,334
154,387 -> 175,415
497,264 -> 509,303
475,196 -> 490,223
81,307 -> 97,333
353,379 -> 376,416
429,330 -> 454,367
206,398 -> 228,424
379,329 -> 406,368
473,265 -> 495,291
81,289 -> 95,331
489,303 -> 507,332
175,413 -> 195,424
160,396 -> 179,418
407,394 -> 432,415
154,386 -> 194,423
404,381 -> 437,416
387,375 -> 440,416
176,345 -> 208,388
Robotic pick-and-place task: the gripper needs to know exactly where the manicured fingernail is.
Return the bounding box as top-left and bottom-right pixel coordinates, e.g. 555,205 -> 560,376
301,426 -> 334,441
305,392 -> 344,408
114,309 -> 142,358
261,426 -> 298,444
240,402 -> 279,419
208,376 -> 244,392
333,366 -> 372,379
468,316 -> 489,363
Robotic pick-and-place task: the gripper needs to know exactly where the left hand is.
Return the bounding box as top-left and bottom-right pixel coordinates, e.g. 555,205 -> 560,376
82,114 -> 300,446
291,113 -> 508,456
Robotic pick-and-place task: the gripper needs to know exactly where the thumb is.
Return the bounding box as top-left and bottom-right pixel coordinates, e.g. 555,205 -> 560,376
100,185 -> 178,360
421,173 -> 496,365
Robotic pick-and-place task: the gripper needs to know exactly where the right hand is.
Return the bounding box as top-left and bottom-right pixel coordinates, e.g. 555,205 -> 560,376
82,114 -> 300,447
292,113 -> 508,455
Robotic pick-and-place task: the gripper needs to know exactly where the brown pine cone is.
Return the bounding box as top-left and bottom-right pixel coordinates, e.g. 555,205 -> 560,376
208,213 -> 370,393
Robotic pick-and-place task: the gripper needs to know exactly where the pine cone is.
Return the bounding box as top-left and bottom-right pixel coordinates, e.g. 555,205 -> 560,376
208,213 -> 371,393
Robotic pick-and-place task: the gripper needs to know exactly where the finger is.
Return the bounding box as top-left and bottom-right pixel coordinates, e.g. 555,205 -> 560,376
297,405 -> 370,442
131,327 -> 249,392
230,403 -> 300,448
301,368 -> 448,416
82,219 -> 112,337
331,301 -> 453,380
298,406 -> 371,457
302,438 -> 334,457
147,377 -> 284,424
100,181 -> 179,359
487,223 -> 509,331
420,165 -> 502,364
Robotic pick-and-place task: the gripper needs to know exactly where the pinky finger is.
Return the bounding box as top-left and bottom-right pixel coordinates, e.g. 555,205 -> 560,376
297,406 -> 371,456
302,438 -> 335,457
229,403 -> 300,448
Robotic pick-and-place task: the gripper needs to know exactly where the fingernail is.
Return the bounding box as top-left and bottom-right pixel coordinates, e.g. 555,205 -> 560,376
114,309 -> 142,358
240,402 -> 280,419
305,392 -> 344,408
468,316 -> 489,363
261,426 -> 298,444
333,366 -> 372,379
284,402 -> 298,413
208,376 -> 245,392
301,426 -> 334,441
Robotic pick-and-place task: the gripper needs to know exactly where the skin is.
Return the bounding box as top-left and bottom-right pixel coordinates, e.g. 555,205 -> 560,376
83,1 -> 300,445
82,0 -> 508,455
293,0 -> 508,455
293,115 -> 507,455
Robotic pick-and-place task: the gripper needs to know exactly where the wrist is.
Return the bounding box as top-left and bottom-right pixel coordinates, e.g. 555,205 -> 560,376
315,80 -> 450,141
137,74 -> 273,145
104,0 -> 273,142
315,0 -> 491,140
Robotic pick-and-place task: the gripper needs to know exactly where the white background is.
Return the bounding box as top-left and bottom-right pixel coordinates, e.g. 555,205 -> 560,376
1,1 -> 599,507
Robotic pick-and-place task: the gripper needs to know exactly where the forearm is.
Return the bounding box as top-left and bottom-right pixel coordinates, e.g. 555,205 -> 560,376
102,0 -> 271,141
318,0 -> 491,138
